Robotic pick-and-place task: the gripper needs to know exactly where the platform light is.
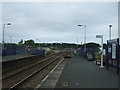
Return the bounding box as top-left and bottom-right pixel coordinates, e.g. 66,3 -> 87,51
109,24 -> 112,40
2,22 -> 11,49
78,24 -> 87,55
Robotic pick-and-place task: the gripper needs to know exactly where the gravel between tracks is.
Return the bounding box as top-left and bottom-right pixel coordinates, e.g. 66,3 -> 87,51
15,57 -> 64,89
2,51 -> 68,89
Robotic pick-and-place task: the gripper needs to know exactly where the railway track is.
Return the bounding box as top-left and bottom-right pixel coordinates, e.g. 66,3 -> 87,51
2,55 -> 44,74
2,57 -> 44,79
2,51 -> 68,89
2,53 -> 58,79
2,52 -> 56,74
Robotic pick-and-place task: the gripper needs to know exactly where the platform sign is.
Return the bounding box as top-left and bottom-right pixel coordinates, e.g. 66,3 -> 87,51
96,35 -> 102,38
112,44 -> 116,59
106,38 -> 119,74
108,48 -> 111,53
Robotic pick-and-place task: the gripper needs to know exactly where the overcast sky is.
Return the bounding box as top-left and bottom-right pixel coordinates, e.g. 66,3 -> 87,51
2,2 -> 118,44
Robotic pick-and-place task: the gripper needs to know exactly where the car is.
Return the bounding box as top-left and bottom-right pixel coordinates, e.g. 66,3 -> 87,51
86,52 -> 93,61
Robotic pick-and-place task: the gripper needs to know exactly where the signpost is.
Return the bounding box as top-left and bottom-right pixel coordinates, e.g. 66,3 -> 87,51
96,35 -> 102,38
96,35 -> 104,67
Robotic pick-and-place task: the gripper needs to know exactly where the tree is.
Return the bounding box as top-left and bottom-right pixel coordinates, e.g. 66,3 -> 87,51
18,39 -> 23,45
85,42 -> 101,48
24,39 -> 35,48
103,43 -> 107,49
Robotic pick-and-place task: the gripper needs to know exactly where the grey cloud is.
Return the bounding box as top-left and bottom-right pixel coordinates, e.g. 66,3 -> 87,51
2,2 -> 118,44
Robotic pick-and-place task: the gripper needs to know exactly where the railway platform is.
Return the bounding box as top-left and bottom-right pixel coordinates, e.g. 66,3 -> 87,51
2,53 -> 34,62
55,55 -> 118,88
37,55 -> 119,88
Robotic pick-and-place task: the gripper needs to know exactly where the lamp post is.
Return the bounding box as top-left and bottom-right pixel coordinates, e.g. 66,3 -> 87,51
2,23 -> 11,50
10,36 -> 12,43
78,24 -> 87,55
96,35 -> 104,67
109,24 -> 112,40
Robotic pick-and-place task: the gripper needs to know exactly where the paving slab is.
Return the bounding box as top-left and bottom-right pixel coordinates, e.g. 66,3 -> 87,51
55,55 -> 119,88
35,58 -> 67,89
